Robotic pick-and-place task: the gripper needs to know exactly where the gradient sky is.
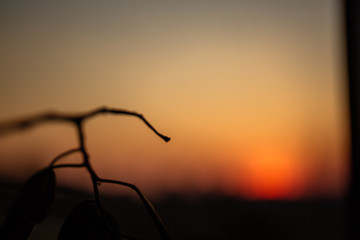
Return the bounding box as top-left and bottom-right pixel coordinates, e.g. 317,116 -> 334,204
0,0 -> 348,199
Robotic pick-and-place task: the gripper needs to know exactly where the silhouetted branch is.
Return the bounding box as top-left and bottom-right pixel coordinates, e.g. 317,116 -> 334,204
50,148 -> 81,166
52,163 -> 84,169
0,112 -> 73,135
0,107 -> 170,142
0,107 -> 171,239
98,178 -> 171,240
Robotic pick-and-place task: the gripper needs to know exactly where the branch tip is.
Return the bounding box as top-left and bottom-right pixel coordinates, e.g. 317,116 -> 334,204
162,136 -> 171,142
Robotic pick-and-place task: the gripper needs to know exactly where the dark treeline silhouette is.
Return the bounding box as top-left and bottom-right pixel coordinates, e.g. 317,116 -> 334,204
0,183 -> 347,240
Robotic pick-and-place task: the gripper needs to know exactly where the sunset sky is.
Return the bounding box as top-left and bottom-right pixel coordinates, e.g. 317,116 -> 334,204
0,0 -> 349,199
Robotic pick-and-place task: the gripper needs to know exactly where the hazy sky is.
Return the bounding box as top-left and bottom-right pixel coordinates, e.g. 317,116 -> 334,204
0,0 -> 348,199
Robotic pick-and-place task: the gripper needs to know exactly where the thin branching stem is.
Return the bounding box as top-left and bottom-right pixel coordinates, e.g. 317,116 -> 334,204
98,178 -> 171,240
0,107 -> 171,239
74,121 -> 107,223
52,163 -> 84,169
0,107 -> 170,142
50,148 -> 81,166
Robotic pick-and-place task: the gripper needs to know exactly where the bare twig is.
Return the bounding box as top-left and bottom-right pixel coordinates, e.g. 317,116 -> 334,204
0,107 -> 171,239
0,107 -> 171,142
52,163 -> 84,169
50,148 -> 81,166
73,121 -> 106,221
98,178 -> 171,240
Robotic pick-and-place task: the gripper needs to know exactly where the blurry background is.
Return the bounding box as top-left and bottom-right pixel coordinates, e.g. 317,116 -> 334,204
0,0 -> 348,239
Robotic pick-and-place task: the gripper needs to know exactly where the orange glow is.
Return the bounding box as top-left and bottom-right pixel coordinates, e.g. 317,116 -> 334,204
236,145 -> 305,200
0,0 -> 348,198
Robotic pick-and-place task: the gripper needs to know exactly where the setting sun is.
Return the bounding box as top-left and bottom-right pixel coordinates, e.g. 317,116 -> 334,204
246,147 -> 305,199
227,144 -> 306,200
0,0 -> 347,200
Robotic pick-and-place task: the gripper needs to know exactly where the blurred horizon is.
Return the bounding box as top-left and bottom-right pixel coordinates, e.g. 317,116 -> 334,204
0,0 -> 349,200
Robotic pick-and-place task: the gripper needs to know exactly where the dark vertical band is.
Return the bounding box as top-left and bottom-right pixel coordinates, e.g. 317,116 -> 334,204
344,0 -> 360,239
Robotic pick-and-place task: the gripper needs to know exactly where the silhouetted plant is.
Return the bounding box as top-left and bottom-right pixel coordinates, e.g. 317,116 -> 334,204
0,107 -> 171,240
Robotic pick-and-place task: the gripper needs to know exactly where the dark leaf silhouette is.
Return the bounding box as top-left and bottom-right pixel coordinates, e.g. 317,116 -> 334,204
0,167 -> 56,239
58,200 -> 119,240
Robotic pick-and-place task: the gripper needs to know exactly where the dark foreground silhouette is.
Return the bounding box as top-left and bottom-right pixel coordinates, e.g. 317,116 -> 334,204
0,181 -> 346,240
0,107 -> 171,240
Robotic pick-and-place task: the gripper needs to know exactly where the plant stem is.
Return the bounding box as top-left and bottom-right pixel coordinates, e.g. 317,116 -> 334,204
0,107 -> 171,239
0,107 -> 171,142
52,163 -> 84,169
74,121 -> 106,222
99,178 -> 171,240
50,148 -> 81,166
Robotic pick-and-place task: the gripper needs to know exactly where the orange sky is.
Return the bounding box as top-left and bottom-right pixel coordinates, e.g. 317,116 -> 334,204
0,0 -> 349,199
